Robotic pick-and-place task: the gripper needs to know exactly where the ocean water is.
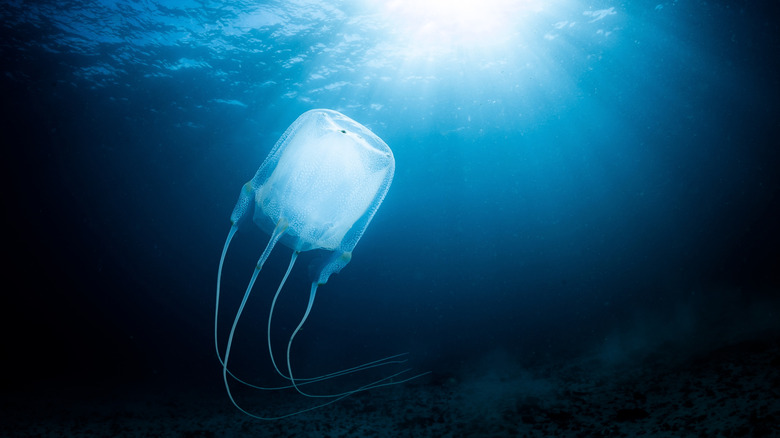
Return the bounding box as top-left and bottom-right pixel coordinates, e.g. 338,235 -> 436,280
2,0 -> 779,431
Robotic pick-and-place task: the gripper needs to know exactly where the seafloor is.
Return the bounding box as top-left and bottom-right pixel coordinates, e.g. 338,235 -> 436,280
2,332 -> 778,437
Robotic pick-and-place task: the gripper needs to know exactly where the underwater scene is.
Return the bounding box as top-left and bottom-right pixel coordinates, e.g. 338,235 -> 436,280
2,0 -> 779,436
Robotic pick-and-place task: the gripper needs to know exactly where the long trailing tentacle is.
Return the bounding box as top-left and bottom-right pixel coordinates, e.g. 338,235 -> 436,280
217,221 -> 428,419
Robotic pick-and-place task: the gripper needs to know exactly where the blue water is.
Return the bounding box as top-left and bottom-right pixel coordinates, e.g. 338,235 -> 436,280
2,0 -> 778,426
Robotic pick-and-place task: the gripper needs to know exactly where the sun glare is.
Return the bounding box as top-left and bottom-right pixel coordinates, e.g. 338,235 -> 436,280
371,0 -> 542,53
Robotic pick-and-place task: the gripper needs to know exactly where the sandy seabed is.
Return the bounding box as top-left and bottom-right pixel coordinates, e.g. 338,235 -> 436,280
2,333 -> 778,438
